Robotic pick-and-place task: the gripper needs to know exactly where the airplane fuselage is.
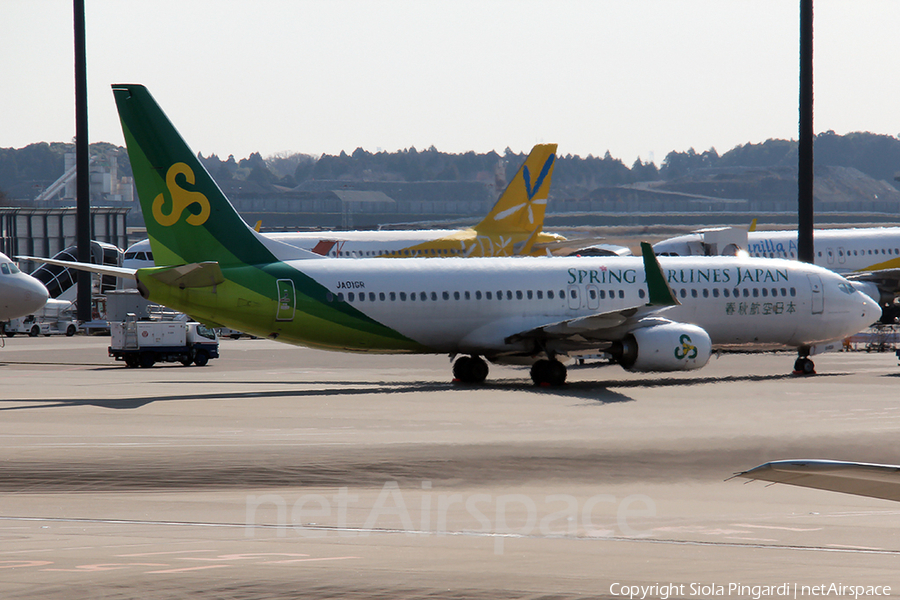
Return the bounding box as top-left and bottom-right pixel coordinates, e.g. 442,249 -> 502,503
266,228 -> 567,258
137,255 -> 878,357
655,227 -> 900,274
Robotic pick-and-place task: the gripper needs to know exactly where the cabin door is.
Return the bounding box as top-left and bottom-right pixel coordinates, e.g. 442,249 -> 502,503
276,279 -> 296,321
807,274 -> 824,314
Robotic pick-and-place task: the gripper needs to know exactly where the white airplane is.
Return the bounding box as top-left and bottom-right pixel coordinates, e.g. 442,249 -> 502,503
653,226 -> 900,320
25,84 -> 881,384
736,460 -> 900,503
0,252 -> 50,322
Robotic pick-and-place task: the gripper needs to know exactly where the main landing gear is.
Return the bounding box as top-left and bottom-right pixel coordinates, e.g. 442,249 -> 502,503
793,348 -> 816,376
530,358 -> 567,387
453,355 -> 489,384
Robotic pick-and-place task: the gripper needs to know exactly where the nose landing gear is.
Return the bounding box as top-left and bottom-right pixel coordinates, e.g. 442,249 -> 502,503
793,348 -> 816,376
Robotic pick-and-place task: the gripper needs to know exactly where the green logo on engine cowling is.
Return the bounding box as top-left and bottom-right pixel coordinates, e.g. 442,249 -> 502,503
674,334 -> 698,360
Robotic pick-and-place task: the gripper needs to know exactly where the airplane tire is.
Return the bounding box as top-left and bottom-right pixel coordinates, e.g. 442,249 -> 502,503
793,356 -> 815,375
453,355 -> 488,384
531,359 -> 567,386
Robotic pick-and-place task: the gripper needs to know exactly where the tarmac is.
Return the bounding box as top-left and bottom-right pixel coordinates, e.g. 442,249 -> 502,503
1,335 -> 899,599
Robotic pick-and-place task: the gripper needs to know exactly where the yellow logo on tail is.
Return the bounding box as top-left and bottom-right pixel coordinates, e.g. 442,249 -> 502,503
152,163 -> 211,226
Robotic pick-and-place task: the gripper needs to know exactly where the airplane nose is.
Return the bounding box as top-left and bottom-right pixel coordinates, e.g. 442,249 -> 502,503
22,276 -> 49,312
859,291 -> 881,328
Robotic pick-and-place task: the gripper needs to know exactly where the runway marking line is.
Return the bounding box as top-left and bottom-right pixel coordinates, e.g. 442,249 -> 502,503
145,565 -> 230,574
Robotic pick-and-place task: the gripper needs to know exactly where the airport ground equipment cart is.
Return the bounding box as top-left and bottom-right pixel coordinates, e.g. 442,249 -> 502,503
109,316 -> 219,368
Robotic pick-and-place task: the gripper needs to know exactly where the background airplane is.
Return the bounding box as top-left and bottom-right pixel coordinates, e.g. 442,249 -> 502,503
121,143 -> 611,268
27,84 -> 880,384
0,251 -> 49,323
654,225 -> 900,321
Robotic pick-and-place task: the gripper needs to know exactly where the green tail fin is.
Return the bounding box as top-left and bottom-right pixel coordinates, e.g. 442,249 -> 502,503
475,144 -> 557,234
641,242 -> 679,306
112,84 -> 274,268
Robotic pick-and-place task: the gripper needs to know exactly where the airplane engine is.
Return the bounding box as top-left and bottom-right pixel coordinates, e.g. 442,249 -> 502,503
611,322 -> 712,372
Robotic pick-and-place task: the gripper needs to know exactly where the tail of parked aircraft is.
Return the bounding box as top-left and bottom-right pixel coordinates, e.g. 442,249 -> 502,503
112,84 -> 280,269
474,144 -> 557,234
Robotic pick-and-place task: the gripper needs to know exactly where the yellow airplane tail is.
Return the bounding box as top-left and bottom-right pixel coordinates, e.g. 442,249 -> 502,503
475,143 -> 557,234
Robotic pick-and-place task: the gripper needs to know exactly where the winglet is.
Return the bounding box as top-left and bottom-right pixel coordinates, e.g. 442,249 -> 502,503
641,242 -> 679,306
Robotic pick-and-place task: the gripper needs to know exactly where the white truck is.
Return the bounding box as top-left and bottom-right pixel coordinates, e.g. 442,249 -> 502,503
109,316 -> 219,368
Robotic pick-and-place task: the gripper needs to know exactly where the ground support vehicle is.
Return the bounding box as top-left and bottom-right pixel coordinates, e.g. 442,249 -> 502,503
109,317 -> 219,367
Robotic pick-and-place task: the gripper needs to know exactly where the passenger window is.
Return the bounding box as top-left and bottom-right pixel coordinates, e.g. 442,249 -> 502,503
723,288 -> 729,298
589,289 -> 596,300
442,291 -> 449,300
712,288 -> 719,298
421,292 -> 428,301
486,291 -> 492,300
464,291 -> 470,300
400,292 -> 407,301
702,289 -> 709,298
638,289 -> 646,299
679,289 -> 686,298
548,291 -> 554,299
761,288 -> 767,297
526,290 -> 533,300
349,292 -> 356,302
599,290 -> 606,299
475,291 -> 481,300
537,290 -> 543,299
390,292 -> 396,301
507,291 -> 513,300
752,288 -> 759,298
452,291 -> 459,300
379,292 -> 385,301
516,290 -> 523,300
369,292 -> 376,301
691,289 -> 698,298
338,293 -> 345,302
326,292 -> 334,302
790,288 -> 796,297
570,289 -> 577,299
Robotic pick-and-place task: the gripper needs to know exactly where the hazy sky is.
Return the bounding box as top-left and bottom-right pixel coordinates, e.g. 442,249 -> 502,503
4,1 -> 900,165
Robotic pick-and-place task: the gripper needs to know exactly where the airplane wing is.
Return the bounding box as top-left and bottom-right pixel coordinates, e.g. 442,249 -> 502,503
734,460 -> 900,502
18,256 -> 138,280
506,242 -> 679,351
845,268 -> 900,295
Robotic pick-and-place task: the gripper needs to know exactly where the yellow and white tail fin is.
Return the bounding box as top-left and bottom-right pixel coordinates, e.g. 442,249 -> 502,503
475,144 -> 557,234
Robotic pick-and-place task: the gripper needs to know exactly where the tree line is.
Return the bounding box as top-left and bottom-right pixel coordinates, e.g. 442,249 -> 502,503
2,131 -> 899,202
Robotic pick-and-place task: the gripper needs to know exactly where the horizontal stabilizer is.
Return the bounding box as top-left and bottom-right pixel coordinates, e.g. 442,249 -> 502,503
144,262 -> 225,288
